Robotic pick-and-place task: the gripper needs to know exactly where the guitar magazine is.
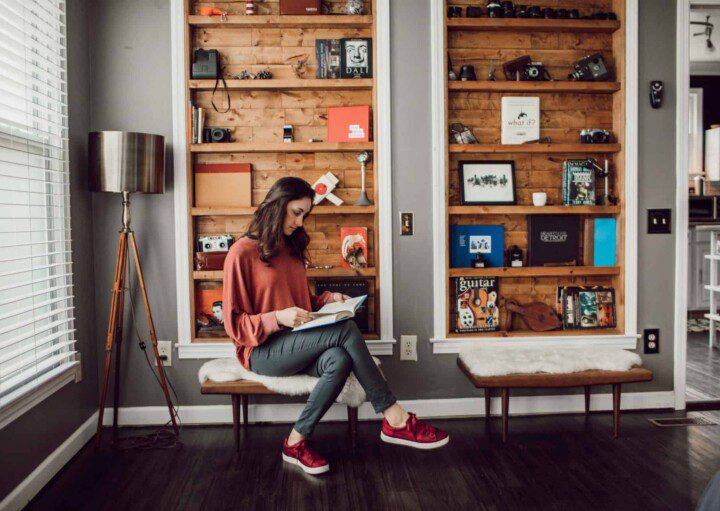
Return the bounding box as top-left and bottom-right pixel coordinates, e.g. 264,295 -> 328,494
453,277 -> 500,333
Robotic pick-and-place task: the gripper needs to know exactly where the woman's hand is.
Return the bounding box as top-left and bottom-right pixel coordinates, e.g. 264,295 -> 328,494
330,293 -> 351,303
275,307 -> 312,328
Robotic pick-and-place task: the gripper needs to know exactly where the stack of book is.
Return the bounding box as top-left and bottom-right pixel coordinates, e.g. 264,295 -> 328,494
188,103 -> 205,144
557,286 -> 616,330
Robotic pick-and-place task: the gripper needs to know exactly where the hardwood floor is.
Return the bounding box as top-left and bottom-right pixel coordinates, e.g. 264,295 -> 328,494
686,332 -> 720,401
26,410 -> 720,511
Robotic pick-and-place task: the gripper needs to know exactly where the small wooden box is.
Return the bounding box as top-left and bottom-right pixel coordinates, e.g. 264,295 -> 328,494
279,0 -> 321,15
195,163 -> 251,208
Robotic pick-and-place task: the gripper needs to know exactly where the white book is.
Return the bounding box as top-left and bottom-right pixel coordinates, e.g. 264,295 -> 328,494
501,96 -> 540,144
292,295 -> 368,332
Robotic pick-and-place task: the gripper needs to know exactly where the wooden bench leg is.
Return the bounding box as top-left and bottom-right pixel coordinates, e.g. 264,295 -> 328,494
242,395 -> 249,428
584,385 -> 591,416
612,383 -> 622,439
347,406 -> 358,449
485,388 -> 492,419
231,395 -> 240,453
501,388 -> 509,444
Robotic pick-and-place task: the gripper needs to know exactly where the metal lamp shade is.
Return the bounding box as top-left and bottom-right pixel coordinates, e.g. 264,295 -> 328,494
89,131 -> 165,194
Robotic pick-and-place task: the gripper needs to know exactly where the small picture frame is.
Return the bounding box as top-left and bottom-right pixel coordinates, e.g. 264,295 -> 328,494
459,160 -> 517,205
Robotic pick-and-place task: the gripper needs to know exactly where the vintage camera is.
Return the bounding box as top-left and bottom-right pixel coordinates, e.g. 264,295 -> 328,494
580,129 -> 611,144
524,61 -> 548,81
486,1 -> 502,18
501,1 -> 515,17
192,49 -> 221,79
447,5 -> 462,18
466,6 -> 483,18
203,128 -> 232,143
568,53 -> 611,82
198,235 -> 234,253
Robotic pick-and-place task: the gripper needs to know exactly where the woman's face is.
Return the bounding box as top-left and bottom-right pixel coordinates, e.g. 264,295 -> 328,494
283,197 -> 312,236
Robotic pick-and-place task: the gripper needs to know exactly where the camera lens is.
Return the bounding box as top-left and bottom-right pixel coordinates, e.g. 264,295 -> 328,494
502,1 -> 515,17
556,8 -> 568,19
568,9 -> 579,19
527,6 -> 541,18
514,4 -> 527,17
487,1 -> 502,18
542,8 -> 555,18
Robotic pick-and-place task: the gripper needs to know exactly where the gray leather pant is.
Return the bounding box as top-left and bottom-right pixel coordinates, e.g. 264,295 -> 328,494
250,320 -> 397,436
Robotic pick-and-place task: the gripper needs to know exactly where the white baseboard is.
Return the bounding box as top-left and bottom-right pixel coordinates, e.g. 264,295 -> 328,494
0,411 -> 98,511
102,391 -> 675,427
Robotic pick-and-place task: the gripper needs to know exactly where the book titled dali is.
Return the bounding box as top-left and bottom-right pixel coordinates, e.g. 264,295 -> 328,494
453,277 -> 500,333
501,96 -> 540,144
293,295 -> 368,332
562,159 -> 596,205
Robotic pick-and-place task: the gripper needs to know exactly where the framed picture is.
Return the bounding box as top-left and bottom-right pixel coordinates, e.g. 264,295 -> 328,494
459,160 -> 517,205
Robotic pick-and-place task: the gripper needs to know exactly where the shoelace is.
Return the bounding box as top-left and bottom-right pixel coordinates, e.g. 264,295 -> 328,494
295,441 -> 324,465
407,414 -> 440,440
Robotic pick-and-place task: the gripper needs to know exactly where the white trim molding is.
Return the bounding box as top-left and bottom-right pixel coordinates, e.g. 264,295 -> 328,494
430,1 -> 640,351
0,411 -> 97,511
170,0 -> 395,358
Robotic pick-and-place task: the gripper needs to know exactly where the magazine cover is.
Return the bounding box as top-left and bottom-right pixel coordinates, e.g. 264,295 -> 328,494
562,159 -> 596,205
195,288 -> 224,333
578,290 -> 599,328
340,227 -> 368,269
559,286 -> 616,330
453,277 -> 500,333
596,289 -> 617,328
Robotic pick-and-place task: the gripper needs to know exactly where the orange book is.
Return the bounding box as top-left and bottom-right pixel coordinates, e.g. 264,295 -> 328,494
327,106 -> 371,143
195,288 -> 224,333
340,227 -> 368,269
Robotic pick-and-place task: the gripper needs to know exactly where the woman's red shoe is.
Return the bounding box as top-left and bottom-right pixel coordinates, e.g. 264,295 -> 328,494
380,413 -> 450,449
282,438 -> 330,475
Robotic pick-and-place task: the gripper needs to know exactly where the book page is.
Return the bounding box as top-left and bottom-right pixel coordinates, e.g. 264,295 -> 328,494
310,295 -> 366,317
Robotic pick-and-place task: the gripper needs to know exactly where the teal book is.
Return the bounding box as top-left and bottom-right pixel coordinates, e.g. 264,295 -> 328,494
593,218 -> 616,266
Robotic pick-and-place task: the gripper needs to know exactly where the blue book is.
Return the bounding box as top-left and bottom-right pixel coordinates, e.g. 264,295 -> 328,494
593,218 -> 616,266
450,225 -> 505,268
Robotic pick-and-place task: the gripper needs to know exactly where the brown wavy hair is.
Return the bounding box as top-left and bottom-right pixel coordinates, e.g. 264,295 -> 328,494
244,177 -> 315,264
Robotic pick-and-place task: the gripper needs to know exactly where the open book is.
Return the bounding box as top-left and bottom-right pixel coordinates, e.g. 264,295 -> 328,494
293,295 -> 367,332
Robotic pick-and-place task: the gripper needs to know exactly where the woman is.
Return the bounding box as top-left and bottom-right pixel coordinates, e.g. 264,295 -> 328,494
223,177 -> 449,475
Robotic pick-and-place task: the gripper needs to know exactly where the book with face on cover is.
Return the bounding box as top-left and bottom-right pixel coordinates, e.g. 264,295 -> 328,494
292,295 -> 368,332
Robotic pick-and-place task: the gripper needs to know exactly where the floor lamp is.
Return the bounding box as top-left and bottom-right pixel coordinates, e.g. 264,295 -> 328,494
89,131 -> 178,446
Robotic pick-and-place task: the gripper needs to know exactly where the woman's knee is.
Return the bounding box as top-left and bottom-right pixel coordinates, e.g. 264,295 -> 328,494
340,320 -> 363,344
320,347 -> 353,375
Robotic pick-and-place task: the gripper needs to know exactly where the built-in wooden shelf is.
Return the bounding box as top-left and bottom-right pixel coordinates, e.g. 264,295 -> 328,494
193,268 -> 376,281
449,143 -> 621,154
447,328 -> 623,339
191,205 -> 376,216
448,81 -> 621,94
446,18 -> 621,33
449,266 -> 621,278
188,14 -> 373,29
189,79 -> 373,91
193,332 -> 380,343
448,205 -> 621,215
191,142 -> 374,154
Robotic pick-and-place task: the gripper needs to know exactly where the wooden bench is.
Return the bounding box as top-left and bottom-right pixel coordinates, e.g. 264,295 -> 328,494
201,380 -> 359,452
457,358 -> 653,442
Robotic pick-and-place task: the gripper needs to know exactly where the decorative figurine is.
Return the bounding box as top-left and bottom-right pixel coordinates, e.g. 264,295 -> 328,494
355,151 -> 373,206
246,1 -> 255,15
471,253 -> 487,268
312,172 -> 344,206
488,63 -> 497,81
345,0 -> 365,15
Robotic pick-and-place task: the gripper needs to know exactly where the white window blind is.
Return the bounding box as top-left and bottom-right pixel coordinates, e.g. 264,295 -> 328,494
0,0 -> 77,417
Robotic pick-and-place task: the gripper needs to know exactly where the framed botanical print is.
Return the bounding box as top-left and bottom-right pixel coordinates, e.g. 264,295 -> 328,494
459,160 -> 517,205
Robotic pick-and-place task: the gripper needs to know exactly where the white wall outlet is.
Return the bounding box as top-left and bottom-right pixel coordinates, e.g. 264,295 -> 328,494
156,340 -> 173,367
400,335 -> 417,361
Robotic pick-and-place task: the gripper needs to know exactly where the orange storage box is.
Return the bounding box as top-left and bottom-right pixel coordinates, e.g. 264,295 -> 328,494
194,163 -> 252,208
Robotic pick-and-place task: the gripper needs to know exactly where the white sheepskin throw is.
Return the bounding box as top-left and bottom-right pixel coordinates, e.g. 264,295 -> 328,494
459,346 -> 643,377
198,356 -> 382,408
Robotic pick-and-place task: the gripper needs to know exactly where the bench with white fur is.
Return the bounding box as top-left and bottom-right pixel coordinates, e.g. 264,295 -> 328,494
198,357 -> 381,451
457,347 -> 653,442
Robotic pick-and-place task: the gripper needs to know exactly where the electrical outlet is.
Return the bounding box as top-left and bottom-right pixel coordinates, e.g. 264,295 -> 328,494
74,352 -> 82,383
644,329 -> 660,354
400,335 -> 417,361
156,340 -> 173,367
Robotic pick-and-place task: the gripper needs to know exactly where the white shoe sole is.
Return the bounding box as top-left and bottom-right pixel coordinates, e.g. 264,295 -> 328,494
380,432 -> 450,450
282,453 -> 330,475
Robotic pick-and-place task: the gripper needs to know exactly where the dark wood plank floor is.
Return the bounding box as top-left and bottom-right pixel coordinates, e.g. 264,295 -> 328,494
687,332 -> 720,401
25,410 -> 720,511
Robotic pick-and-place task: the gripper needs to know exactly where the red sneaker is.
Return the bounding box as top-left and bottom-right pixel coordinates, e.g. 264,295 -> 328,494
282,438 -> 330,475
380,413 -> 449,449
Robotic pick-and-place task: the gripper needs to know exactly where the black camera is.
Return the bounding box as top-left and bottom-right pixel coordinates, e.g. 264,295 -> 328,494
568,53 -> 611,82
487,1 -> 502,18
501,1 -> 515,17
192,49 -> 221,79
466,6 -> 483,17
203,128 -> 232,143
580,129 -> 611,144
524,62 -> 549,81
447,5 -> 462,18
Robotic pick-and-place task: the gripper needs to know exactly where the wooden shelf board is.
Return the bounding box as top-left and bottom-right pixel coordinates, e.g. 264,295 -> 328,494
188,14 -> 373,29
193,268 -> 376,280
194,333 -> 380,343
191,142 -> 374,153
449,144 -> 621,154
448,205 -> 621,215
448,266 -> 621,278
446,18 -> 621,33
448,81 -> 621,94
189,79 -> 373,91
191,205 -> 376,216
446,328 -> 623,339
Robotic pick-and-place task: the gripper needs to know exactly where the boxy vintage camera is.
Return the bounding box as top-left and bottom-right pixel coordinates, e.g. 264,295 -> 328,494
568,53 -> 611,82
203,128 -> 232,143
580,129 -> 612,144
198,235 -> 234,253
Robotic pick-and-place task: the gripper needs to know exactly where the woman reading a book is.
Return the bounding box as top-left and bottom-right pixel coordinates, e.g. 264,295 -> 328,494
223,177 -> 448,475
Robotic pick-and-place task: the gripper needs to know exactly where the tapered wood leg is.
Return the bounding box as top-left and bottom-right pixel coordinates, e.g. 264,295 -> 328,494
112,239 -> 128,440
348,406 -> 358,449
96,232 -> 128,447
485,388 -> 492,418
584,385 -> 591,416
242,395 -> 249,427
128,232 -> 178,435
501,388 -> 509,444
612,383 -> 622,439
232,395 -> 240,452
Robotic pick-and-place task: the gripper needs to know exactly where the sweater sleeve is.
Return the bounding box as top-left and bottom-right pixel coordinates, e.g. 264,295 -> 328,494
309,290 -> 335,312
222,249 -> 281,349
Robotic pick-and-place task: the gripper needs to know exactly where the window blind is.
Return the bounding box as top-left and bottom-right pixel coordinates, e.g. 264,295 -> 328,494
0,0 -> 77,415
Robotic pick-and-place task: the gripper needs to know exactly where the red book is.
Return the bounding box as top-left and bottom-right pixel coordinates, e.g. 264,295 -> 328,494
340,227 -> 368,269
327,106 -> 371,143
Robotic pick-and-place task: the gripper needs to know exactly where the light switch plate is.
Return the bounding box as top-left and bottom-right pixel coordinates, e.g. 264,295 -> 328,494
648,209 -> 671,234
400,212 -> 414,236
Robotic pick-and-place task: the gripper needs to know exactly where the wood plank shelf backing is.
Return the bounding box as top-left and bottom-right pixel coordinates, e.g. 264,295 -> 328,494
186,0 -> 384,343
443,0 -> 627,337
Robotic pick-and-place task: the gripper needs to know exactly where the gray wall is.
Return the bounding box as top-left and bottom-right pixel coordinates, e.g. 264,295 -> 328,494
0,0 -> 99,502
86,0 -> 678,410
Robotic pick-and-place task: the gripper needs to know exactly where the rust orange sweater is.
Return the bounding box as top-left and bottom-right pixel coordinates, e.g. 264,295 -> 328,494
222,237 -> 333,370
